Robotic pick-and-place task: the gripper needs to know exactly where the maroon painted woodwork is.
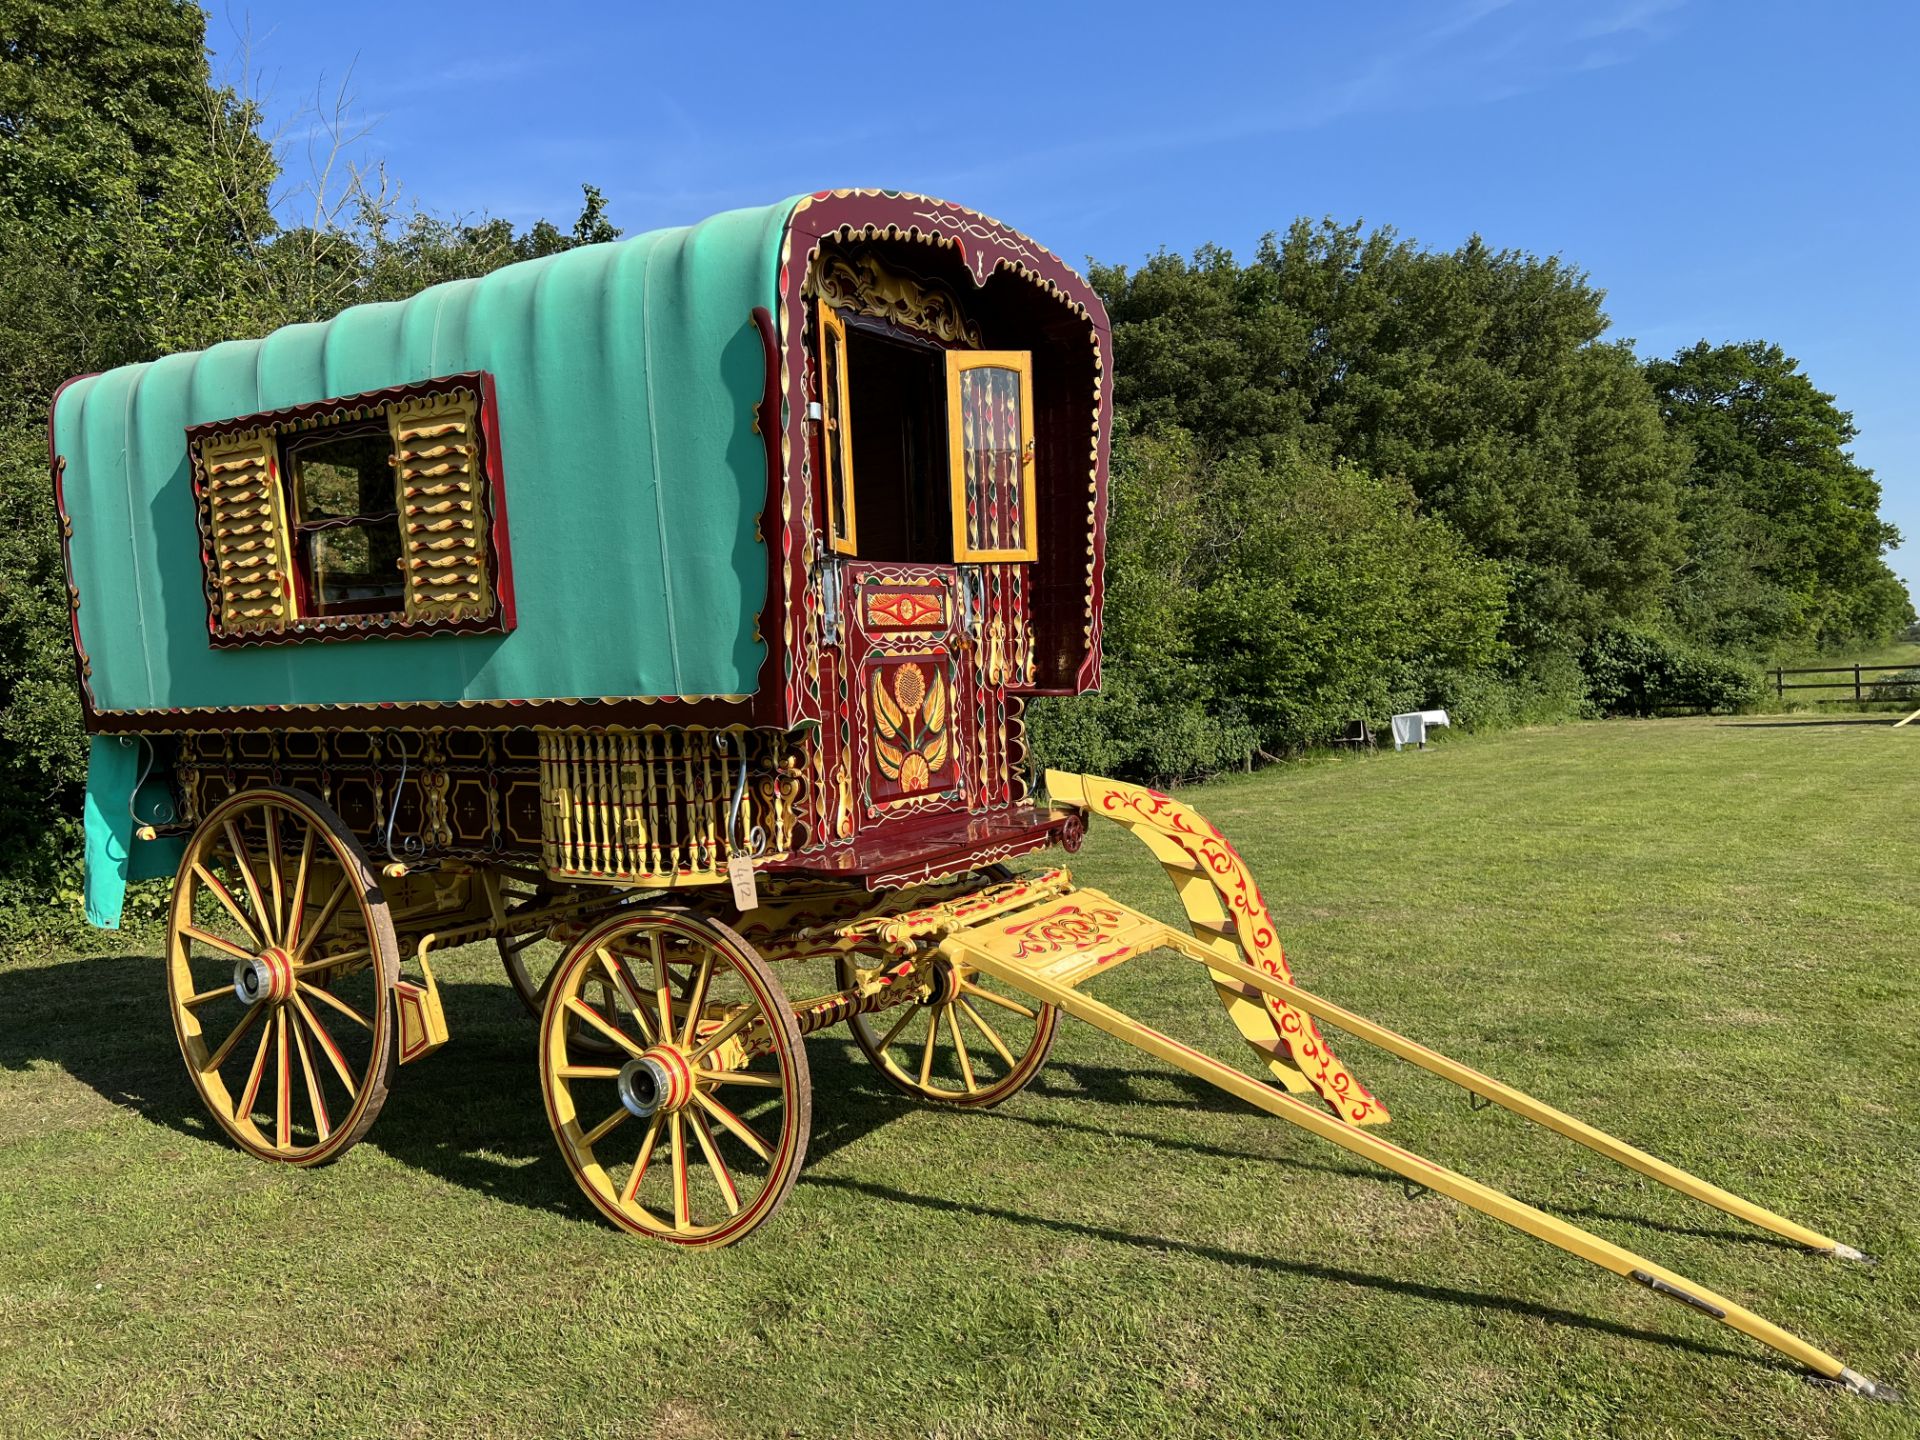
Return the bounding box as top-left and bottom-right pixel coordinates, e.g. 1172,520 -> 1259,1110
763,806 -> 1073,890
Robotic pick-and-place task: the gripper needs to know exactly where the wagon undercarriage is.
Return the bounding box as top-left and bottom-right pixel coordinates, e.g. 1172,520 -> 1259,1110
160,769 -> 1893,1399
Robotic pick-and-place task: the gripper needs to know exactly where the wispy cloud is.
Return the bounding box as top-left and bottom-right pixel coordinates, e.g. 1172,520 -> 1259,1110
912,0 -> 1686,205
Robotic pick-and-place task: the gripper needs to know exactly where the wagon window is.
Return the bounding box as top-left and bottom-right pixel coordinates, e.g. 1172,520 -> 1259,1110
842,324 -> 952,564
283,422 -> 405,615
946,351 -> 1036,563
187,371 -> 514,645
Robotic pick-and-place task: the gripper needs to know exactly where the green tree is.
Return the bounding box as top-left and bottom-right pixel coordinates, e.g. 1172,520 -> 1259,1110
1030,427 -> 1507,782
0,0 -> 623,926
1094,221 -> 1688,665
1646,340 -> 1911,652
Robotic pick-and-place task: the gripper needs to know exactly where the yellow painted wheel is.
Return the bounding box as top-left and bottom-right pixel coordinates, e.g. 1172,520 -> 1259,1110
837,953 -> 1057,1108
496,879 -> 627,1057
495,878 -> 574,1016
539,910 -> 810,1247
166,787 -> 397,1165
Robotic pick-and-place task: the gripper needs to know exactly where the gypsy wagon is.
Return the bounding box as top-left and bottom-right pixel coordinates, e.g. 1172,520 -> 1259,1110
50,190 -> 1889,1395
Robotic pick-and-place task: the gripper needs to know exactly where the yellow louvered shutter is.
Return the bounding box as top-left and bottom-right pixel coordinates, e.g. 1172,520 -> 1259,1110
389,390 -> 493,625
199,430 -> 293,636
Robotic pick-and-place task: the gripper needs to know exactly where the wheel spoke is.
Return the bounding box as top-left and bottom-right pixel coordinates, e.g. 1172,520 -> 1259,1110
695,1067 -> 783,1089
948,1005 -> 977,1092
299,945 -> 370,972
962,979 -> 1035,1018
680,956 -> 715,1047
873,1001 -> 920,1055
182,924 -> 256,964
297,876 -> 352,961
694,1088 -> 772,1163
291,1009 -> 331,1143
275,1010 -> 292,1149
959,998 -> 1017,1068
223,820 -> 274,947
181,984 -> 231,1011
685,1004 -> 757,1065
688,1111 -> 741,1216
192,863 -> 261,948
237,1013 -> 274,1117
580,1105 -> 628,1149
557,1064 -> 623,1080
299,979 -> 371,1030
283,822 -> 316,950
596,948 -> 656,1044
670,1113 -> 690,1231
620,1113 -> 665,1205
292,994 -> 359,1102
262,806 -> 286,946
918,1008 -> 942,1087
563,996 -> 645,1057
202,1001 -> 263,1074
650,933 -> 674,1040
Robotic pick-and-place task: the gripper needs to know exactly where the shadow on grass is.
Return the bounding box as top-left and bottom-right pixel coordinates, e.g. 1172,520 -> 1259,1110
803,1173 -> 1766,1372
0,951 -> 1801,1378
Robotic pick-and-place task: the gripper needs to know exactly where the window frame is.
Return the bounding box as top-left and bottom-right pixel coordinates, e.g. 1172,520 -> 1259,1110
817,300 -> 858,556
186,371 -> 515,648
945,349 -> 1038,563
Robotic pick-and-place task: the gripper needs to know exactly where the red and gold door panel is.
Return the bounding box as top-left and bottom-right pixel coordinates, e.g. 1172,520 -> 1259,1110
843,565 -> 972,831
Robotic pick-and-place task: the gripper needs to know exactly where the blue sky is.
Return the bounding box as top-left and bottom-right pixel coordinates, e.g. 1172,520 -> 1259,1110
207,0 -> 1920,589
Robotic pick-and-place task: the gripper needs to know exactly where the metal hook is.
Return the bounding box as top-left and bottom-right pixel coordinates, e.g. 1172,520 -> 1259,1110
125,735 -> 177,828
722,740 -> 770,858
382,733 -> 426,867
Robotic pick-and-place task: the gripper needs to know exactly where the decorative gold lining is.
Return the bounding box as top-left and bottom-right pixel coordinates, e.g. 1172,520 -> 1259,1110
389,390 -> 494,624
812,251 -> 984,348
198,429 -> 294,636
536,726 -> 808,885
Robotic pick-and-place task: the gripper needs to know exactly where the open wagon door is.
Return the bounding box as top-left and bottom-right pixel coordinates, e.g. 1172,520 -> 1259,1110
796,237 -> 1071,879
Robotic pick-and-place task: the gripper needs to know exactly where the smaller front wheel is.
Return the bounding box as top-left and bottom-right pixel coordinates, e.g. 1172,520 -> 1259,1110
539,910 -> 810,1247
838,954 -> 1057,1108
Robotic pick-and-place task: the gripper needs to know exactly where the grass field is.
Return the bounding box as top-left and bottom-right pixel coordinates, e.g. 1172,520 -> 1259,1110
1,716 -> 1916,1439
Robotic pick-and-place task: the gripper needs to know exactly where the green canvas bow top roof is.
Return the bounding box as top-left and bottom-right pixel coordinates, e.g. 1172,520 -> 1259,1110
53,195 -> 803,718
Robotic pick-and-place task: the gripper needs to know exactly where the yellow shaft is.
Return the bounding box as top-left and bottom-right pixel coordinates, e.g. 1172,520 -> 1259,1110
957,942 -> 1855,1381
1190,956 -> 1847,1254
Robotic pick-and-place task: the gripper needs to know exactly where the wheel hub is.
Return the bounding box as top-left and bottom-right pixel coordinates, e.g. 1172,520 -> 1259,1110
922,958 -> 963,1009
617,1047 -> 694,1117
233,947 -> 296,1006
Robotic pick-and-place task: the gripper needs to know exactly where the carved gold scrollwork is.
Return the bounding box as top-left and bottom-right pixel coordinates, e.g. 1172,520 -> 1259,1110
814,252 -> 983,348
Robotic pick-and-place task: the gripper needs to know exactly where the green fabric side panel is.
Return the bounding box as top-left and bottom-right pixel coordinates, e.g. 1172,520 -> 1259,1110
82,734 -> 185,929
53,198 -> 799,715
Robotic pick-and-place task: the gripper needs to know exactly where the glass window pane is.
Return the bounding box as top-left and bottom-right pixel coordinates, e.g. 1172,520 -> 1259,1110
958,365 -> 1025,554
289,432 -> 395,519
310,521 -> 403,609
283,422 -> 405,615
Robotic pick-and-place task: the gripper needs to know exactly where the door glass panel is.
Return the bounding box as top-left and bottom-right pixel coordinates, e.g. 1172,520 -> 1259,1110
948,352 -> 1035,561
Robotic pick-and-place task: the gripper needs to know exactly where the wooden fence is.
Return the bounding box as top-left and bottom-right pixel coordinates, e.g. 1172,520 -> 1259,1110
1768,664 -> 1920,703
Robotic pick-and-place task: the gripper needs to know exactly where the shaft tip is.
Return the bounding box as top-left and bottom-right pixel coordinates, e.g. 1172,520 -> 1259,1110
1840,1368 -> 1902,1402
1830,1243 -> 1877,1265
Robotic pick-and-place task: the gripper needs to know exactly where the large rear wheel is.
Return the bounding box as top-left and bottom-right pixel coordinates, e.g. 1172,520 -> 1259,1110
165,787 -> 397,1164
